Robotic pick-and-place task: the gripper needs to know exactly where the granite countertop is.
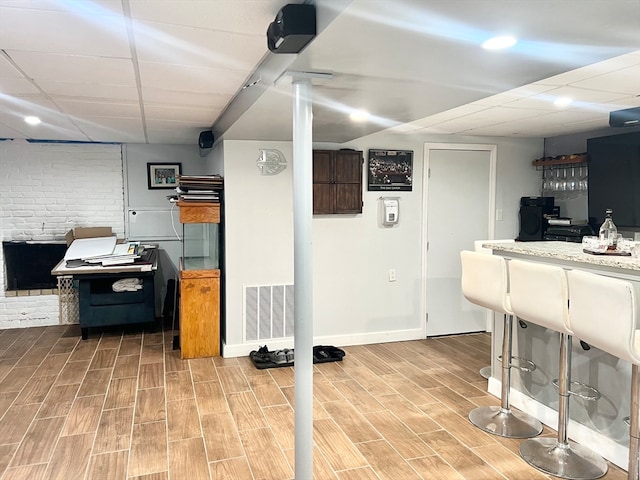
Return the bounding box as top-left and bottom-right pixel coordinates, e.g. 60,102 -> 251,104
483,240 -> 640,272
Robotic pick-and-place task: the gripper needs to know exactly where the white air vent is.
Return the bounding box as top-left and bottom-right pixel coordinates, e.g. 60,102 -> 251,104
244,284 -> 294,341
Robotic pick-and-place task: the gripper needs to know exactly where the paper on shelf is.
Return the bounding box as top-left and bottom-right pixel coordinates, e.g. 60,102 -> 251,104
64,236 -> 117,261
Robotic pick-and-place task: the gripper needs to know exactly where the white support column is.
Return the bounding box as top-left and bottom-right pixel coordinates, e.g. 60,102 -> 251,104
292,74 -> 314,480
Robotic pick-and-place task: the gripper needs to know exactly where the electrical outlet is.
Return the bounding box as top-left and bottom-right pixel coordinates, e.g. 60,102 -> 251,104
496,209 -> 503,221
389,269 -> 397,282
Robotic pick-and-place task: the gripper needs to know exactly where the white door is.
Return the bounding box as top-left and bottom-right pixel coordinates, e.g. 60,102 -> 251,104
425,144 -> 495,336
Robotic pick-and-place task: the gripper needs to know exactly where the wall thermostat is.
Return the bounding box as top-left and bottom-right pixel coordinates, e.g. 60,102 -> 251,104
380,197 -> 399,226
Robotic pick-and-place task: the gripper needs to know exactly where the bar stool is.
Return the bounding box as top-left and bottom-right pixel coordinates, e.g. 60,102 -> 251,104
474,239 -> 515,380
567,269 -> 639,480
460,250 -> 542,438
509,259 -> 608,480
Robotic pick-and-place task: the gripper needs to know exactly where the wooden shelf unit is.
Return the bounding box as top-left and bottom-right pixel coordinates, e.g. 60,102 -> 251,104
178,201 -> 221,358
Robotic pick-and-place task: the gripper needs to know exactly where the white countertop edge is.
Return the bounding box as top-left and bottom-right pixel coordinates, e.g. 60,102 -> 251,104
482,240 -> 640,272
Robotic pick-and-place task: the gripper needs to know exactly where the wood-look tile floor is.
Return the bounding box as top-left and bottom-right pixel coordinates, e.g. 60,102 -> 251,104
0,324 -> 628,480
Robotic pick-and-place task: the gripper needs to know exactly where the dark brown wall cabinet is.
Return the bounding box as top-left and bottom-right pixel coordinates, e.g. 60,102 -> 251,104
313,149 -> 363,214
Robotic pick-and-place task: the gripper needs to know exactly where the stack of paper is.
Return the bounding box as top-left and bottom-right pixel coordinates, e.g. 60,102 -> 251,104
65,239 -> 142,267
175,175 -> 223,203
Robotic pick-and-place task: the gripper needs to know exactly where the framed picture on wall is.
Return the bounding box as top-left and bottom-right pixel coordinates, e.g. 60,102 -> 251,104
368,149 -> 413,191
147,162 -> 181,189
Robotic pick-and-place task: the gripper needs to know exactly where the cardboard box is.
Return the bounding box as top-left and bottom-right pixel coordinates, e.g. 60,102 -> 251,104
65,227 -> 113,247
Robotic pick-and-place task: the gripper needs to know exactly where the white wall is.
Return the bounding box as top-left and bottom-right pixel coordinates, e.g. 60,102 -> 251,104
0,141 -> 124,328
221,141 -> 295,351
220,133 -> 542,356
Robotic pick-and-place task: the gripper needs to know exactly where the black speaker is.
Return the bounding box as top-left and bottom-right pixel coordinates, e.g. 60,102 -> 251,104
198,130 -> 214,149
518,196 -> 555,241
609,106 -> 640,127
267,4 -> 316,54
518,206 -> 547,241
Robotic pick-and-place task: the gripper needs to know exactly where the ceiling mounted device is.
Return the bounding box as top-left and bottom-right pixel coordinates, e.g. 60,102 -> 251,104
267,4 -> 316,54
257,149 -> 287,175
609,107 -> 640,127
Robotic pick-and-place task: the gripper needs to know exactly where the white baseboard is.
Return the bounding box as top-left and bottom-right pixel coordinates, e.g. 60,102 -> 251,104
488,378 -> 629,471
0,317 -> 60,329
221,327 -> 425,359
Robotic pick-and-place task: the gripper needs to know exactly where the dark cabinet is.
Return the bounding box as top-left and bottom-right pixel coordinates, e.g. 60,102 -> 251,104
313,149 -> 363,214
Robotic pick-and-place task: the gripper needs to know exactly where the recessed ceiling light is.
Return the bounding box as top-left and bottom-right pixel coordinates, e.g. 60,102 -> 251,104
24,116 -> 41,126
554,97 -> 573,107
482,36 -> 517,50
349,109 -> 370,122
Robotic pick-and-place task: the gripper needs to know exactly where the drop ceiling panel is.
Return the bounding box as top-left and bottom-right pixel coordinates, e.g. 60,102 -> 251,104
128,0 -> 282,34
0,127 -> 22,139
505,86 -> 631,111
133,20 -> 266,71
541,51 -> 640,85
0,95 -> 73,123
0,1 -> 124,15
5,117 -> 87,141
144,105 -> 214,123
0,6 -> 130,57
7,51 -> 136,86
54,99 -> 141,118
75,117 -> 145,143
0,75 -> 40,96
142,88 -> 231,109
571,66 -> 640,96
39,82 -> 140,101
144,120 -> 206,144
473,85 -> 557,107
138,61 -> 248,95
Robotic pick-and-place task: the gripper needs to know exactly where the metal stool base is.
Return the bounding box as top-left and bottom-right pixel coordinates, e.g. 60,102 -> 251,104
520,437 -> 607,480
479,366 -> 491,379
469,406 -> 542,439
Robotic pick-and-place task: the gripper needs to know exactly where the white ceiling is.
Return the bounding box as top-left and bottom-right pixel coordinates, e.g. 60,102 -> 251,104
0,0 -> 639,145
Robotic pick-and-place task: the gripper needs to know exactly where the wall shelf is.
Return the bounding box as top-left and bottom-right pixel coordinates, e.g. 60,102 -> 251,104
532,153 -> 588,168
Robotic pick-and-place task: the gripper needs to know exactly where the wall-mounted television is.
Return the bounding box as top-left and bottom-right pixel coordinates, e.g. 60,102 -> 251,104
587,131 -> 640,233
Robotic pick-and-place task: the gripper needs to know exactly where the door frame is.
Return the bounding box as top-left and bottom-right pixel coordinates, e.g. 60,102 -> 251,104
420,143 -> 497,336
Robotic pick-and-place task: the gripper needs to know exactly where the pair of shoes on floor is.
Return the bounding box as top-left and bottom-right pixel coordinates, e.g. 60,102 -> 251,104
313,345 -> 345,363
249,345 -> 271,365
271,348 -> 294,364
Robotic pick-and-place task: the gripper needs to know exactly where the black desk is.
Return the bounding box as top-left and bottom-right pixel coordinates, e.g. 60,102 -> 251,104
52,258 -> 157,339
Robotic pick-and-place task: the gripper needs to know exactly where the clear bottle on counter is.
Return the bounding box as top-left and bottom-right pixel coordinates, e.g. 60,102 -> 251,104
598,208 -> 618,250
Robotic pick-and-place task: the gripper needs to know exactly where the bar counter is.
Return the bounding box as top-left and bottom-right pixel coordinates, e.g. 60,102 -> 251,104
484,240 -> 640,275
482,240 -> 640,470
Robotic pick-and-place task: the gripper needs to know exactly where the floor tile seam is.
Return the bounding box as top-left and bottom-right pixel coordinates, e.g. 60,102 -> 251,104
88,333 -> 133,479
8,417 -> 70,471
314,414 -> 370,467
421,411 -> 502,453
408,434 -> 492,480
0,372 -> 72,471
231,401 -> 272,480
156,330 -> 170,478
359,410 -> 438,461
456,445 -> 511,480
350,437 -> 422,478
185,358 -> 215,479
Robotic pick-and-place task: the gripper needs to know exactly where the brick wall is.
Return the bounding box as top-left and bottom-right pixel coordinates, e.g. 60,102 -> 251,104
0,142 -> 124,328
